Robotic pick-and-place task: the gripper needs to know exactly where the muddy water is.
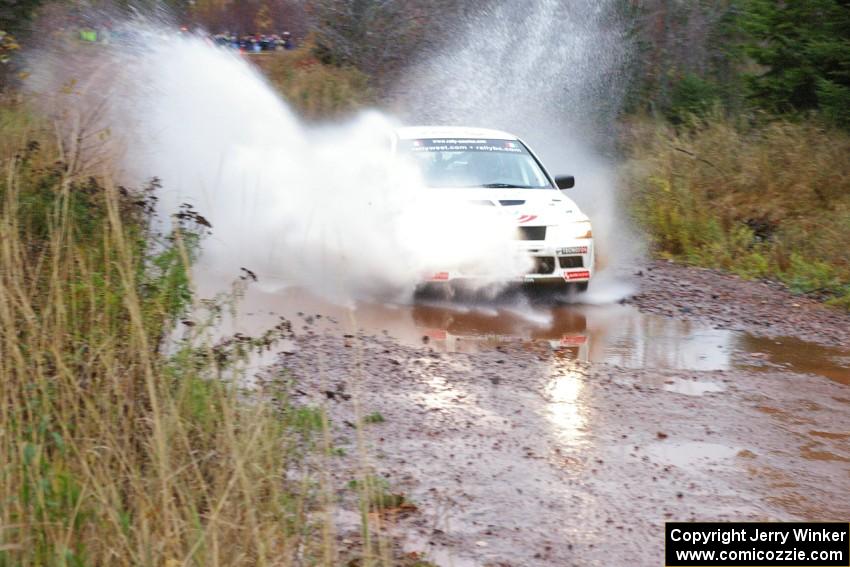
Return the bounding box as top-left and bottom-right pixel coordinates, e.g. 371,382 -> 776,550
252,283 -> 850,564
218,286 -> 850,383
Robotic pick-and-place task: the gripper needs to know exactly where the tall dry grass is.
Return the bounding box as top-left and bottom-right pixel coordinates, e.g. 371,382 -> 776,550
623,113 -> 850,307
0,99 -> 425,566
0,105 -> 321,566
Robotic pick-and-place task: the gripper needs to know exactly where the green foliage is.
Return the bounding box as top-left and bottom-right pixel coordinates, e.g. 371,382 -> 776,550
625,114 -> 850,307
286,405 -> 325,433
0,0 -> 43,35
0,110 -> 334,564
740,0 -> 850,127
0,30 -> 20,65
363,411 -> 385,424
618,0 -> 741,117
667,74 -> 722,123
619,0 -> 850,127
781,253 -> 843,295
348,475 -> 410,509
0,1 -> 39,87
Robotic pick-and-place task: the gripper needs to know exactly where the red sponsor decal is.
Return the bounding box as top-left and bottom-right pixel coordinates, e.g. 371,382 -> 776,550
517,214 -> 538,223
431,271 -> 450,281
560,335 -> 588,346
564,270 -> 590,280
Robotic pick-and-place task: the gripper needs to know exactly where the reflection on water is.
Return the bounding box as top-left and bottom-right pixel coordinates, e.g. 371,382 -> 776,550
203,283 -> 850,527
417,374 -> 461,411
545,366 -> 587,446
646,441 -> 740,468
663,378 -> 726,396
735,335 -> 850,386
195,284 -> 850,383
596,315 -> 734,372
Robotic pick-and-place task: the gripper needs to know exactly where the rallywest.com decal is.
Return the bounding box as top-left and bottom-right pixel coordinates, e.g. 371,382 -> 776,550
406,138 -> 526,154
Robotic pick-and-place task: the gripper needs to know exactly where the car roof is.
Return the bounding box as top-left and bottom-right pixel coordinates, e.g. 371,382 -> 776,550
395,126 -> 519,141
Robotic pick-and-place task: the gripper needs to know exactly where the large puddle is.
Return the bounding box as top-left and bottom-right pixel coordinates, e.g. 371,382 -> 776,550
210,286 -> 850,384
220,284 -> 850,555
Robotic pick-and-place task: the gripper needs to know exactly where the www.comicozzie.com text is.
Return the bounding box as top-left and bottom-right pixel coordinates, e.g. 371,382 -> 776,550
670,526 -> 848,546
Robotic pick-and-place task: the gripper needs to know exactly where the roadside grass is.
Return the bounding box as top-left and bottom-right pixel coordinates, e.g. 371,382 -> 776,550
0,98 -> 415,566
623,113 -> 850,308
363,411 -> 386,424
249,44 -> 374,120
0,107 -> 325,565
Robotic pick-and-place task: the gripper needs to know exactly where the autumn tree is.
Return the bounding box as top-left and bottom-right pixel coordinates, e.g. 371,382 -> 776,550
617,0 -> 739,120
188,0 -> 307,35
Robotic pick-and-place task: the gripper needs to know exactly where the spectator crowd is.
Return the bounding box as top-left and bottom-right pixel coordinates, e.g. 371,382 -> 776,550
75,26 -> 296,53
211,32 -> 294,52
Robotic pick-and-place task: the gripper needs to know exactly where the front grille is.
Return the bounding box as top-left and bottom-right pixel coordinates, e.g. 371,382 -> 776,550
558,256 -> 584,269
518,226 -> 546,240
531,256 -> 556,274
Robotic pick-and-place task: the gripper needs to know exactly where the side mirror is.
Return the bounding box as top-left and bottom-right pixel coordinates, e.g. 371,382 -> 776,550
555,175 -> 575,190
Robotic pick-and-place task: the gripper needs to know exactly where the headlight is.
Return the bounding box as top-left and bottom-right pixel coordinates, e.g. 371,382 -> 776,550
545,221 -> 593,241
571,221 -> 593,239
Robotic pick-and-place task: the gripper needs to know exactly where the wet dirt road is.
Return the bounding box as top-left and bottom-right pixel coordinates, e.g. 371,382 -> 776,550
227,261 -> 850,566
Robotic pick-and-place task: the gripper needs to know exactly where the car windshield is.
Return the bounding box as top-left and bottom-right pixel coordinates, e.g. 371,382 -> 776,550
399,138 -> 553,189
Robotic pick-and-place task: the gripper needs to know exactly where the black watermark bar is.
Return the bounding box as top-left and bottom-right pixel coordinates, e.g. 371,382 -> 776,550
666,522 -> 850,566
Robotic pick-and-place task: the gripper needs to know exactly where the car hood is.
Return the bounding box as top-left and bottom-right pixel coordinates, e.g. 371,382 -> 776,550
420,187 -> 590,225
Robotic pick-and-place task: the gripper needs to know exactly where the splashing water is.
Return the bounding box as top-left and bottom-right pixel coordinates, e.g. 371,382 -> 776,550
29,27 -> 530,303
28,2 -> 637,307
395,0 -> 641,302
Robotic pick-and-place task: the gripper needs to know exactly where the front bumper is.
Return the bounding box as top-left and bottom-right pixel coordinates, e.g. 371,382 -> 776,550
426,238 -> 595,284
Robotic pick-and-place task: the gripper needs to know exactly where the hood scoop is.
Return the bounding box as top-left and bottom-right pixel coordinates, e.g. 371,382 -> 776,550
468,200 -> 496,206
498,200 -> 526,206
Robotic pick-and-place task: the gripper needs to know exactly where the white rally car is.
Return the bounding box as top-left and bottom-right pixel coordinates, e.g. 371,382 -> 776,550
396,126 -> 595,292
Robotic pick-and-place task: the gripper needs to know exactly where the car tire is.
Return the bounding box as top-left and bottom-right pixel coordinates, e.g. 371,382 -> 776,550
414,283 -> 452,301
